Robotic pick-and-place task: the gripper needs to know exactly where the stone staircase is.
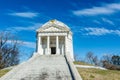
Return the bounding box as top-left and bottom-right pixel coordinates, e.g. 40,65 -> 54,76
0,54 -> 73,80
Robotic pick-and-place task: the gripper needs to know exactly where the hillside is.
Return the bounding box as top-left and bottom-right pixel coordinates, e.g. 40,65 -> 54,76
75,61 -> 120,80
0,55 -> 75,80
0,69 -> 10,77
1,61 -> 120,80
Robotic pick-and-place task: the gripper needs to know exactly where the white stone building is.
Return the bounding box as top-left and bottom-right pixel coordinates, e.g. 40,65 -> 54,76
36,20 -> 74,60
0,20 -> 82,80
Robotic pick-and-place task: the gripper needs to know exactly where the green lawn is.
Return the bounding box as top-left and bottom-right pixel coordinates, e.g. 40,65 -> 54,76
74,61 -> 93,66
77,68 -> 120,80
0,69 -> 11,77
74,61 -> 120,80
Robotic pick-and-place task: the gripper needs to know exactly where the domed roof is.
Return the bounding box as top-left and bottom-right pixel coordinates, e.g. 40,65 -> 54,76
37,20 -> 71,32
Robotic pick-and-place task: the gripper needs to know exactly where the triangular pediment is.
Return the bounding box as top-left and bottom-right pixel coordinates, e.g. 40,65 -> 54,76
37,20 -> 71,32
37,25 -> 68,32
44,26 -> 62,31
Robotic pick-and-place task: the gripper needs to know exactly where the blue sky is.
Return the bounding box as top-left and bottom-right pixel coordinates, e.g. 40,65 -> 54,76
0,0 -> 120,61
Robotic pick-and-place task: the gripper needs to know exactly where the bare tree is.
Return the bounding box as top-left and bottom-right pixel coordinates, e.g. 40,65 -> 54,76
92,56 -> 99,65
0,32 -> 20,69
86,52 -> 99,65
101,54 -> 112,66
86,52 -> 94,64
74,54 -> 81,61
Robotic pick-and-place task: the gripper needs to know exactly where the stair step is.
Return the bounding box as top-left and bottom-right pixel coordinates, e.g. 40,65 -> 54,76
0,54 -> 73,80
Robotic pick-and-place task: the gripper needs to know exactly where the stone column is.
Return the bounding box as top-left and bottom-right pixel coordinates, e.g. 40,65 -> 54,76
62,44 -> 64,55
38,36 -> 42,54
65,36 -> 67,54
56,36 -> 59,54
47,36 -> 50,55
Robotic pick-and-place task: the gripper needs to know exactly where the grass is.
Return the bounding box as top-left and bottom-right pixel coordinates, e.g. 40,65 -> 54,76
0,69 -> 11,77
74,61 -> 120,80
77,67 -> 120,80
74,61 -> 93,66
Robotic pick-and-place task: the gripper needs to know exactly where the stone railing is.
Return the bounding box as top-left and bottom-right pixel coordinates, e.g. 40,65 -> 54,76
65,53 -> 82,80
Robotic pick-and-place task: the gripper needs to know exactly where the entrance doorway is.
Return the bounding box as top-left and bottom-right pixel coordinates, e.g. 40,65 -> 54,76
51,47 -> 56,54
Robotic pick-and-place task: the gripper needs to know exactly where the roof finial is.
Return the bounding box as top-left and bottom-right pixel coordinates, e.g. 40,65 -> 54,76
50,19 -> 56,23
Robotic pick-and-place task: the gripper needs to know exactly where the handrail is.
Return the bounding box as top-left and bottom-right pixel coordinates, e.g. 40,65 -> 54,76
65,53 -> 82,80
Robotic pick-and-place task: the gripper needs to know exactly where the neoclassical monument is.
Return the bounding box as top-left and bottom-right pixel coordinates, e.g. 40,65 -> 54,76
36,20 -> 74,60
0,20 -> 82,80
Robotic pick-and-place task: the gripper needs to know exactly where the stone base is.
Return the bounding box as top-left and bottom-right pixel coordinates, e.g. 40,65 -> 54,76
0,53 -> 73,80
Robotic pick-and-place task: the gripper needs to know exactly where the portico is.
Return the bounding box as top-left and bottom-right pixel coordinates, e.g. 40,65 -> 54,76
37,35 -> 65,55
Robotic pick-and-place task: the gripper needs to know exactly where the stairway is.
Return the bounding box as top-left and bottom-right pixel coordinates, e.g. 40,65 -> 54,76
0,54 -> 73,80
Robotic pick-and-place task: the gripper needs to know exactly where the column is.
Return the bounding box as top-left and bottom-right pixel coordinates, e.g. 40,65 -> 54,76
62,44 -> 64,55
47,36 -> 50,55
65,36 -> 67,54
56,36 -> 59,54
37,36 -> 41,54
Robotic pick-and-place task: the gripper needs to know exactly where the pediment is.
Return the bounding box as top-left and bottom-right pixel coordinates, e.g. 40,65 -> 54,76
37,25 -> 69,32
44,26 -> 62,31
37,20 -> 71,32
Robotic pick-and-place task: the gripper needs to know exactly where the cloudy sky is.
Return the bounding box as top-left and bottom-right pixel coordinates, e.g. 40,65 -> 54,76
0,0 -> 120,61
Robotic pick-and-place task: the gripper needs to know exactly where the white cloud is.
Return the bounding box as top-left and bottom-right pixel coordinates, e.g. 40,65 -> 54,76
6,23 -> 42,32
82,27 -> 120,36
108,3 -> 120,10
7,40 -> 36,49
73,3 -> 120,16
102,18 -> 114,25
22,41 -> 36,49
9,12 -> 39,18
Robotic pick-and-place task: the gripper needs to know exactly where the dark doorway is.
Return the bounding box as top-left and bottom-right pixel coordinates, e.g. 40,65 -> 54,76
51,47 -> 56,54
